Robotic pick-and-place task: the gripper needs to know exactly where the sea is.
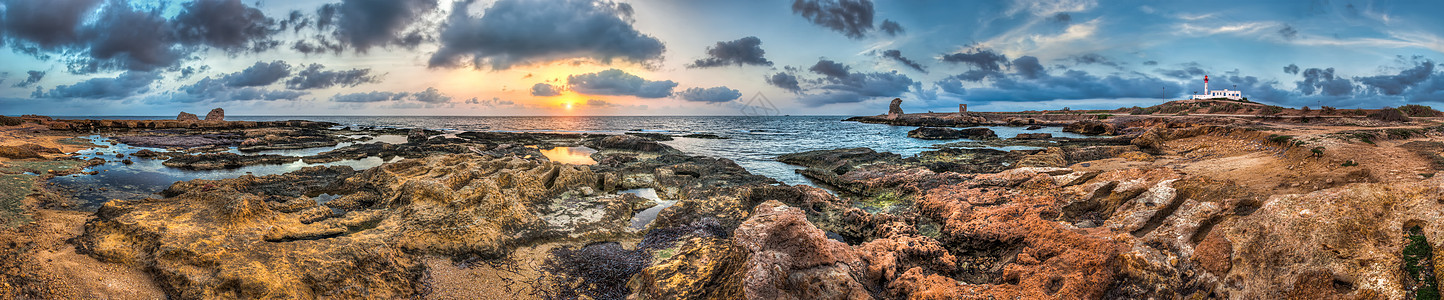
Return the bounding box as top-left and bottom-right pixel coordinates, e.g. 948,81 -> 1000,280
48,116 -> 1086,208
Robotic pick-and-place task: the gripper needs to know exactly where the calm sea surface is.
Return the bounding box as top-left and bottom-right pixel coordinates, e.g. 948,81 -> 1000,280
51,116 -> 1085,207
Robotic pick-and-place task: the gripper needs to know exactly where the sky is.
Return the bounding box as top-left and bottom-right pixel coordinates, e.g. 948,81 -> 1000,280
0,0 -> 1442,116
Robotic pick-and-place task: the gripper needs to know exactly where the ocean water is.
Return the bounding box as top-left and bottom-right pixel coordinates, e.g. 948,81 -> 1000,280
49,116 -> 1085,206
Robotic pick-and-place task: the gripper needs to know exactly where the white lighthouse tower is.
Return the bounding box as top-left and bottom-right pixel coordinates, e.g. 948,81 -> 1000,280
1192,75 -> 1243,100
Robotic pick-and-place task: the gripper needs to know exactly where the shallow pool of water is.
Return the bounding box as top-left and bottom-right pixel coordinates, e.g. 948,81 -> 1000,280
50,135 -> 404,209
623,188 -> 671,230
540,146 -> 598,165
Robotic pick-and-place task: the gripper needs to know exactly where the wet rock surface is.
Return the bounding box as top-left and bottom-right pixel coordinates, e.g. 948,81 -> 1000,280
906,127 -> 997,140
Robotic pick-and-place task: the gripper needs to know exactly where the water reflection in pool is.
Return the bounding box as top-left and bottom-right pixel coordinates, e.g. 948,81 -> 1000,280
623,188 -> 671,230
50,135 -> 404,209
539,146 -> 598,165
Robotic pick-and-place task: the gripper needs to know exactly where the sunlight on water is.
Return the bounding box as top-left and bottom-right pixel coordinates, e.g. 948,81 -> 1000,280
539,146 -> 598,165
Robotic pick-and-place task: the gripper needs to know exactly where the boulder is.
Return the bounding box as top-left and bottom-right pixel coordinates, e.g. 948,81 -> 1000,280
1064,120 -> 1115,135
887,98 -> 904,119
406,129 -> 427,144
1014,133 -> 1052,140
907,127 -> 997,140
204,108 -> 225,121
176,112 -> 199,121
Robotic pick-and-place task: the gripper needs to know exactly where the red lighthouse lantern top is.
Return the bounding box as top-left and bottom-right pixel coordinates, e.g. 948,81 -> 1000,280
1204,75 -> 1209,83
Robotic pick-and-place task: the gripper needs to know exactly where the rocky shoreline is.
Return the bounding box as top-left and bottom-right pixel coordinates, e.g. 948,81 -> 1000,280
3,110 -> 1444,299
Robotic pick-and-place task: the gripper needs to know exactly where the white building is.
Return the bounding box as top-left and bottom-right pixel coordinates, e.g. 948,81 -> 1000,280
1192,75 -> 1244,100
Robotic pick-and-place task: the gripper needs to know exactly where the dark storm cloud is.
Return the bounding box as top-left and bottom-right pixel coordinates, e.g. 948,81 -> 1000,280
936,77 -> 966,95
791,0 -> 875,39
173,0 -> 281,52
1297,67 -> 1354,96
878,19 -> 903,36
1284,64 -> 1300,75
566,69 -> 677,98
881,50 -> 926,73
284,10 -> 310,33
941,48 -> 1009,72
765,72 -> 802,92
13,70 -> 44,88
687,36 -> 772,68
330,87 -> 451,103
798,59 -> 915,106
285,64 -> 380,90
6,0 -> 286,74
315,0 -> 438,52
676,86 -> 741,103
74,1 -> 186,73
1357,57 -> 1435,96
1011,56 -> 1045,79
2,0 -> 100,49
809,59 -> 852,79
32,70 -> 160,99
175,77 -> 308,102
531,83 -> 563,96
1071,53 -> 1121,68
222,61 -> 292,87
1278,24 -> 1298,40
429,0 -> 666,70
291,38 -> 345,55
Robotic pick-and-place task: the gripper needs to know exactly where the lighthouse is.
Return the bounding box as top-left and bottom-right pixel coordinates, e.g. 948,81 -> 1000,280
1192,75 -> 1243,100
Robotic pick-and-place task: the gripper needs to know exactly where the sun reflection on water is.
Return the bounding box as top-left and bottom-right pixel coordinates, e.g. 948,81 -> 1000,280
539,146 -> 598,165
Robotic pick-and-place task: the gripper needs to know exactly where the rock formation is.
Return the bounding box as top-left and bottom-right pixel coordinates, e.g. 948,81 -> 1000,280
1064,119 -> 1115,135
887,98 -> 904,119
204,108 -> 224,121
907,127 -> 997,140
176,112 -> 198,121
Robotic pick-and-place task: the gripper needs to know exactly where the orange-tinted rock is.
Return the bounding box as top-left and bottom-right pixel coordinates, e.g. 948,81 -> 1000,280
734,200 -> 871,300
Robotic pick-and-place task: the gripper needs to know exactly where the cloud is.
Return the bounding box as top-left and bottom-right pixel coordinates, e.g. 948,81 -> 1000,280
941,48 -> 1010,72
1277,24 -> 1298,40
1357,57 -> 1435,96
70,1 -> 187,73
315,0 -> 438,52
1297,67 -> 1354,96
676,86 -> 741,102
1157,65 -> 1206,79
1284,64 -> 1300,75
172,0 -> 282,52
791,0 -> 876,39
687,36 -> 772,68
1051,13 -> 1072,23
466,97 -> 515,106
1,0 -> 100,49
566,69 -> 677,98
936,77 -> 966,95
881,50 -> 926,73
765,72 -> 802,92
411,87 -> 451,103
1070,53 -> 1121,68
797,59 -> 915,106
531,83 -> 563,96
1011,56 -> 1045,79
429,0 -> 665,70
222,61 -> 292,87
13,71 -> 44,88
175,77 -> 308,102
809,59 -> 852,79
6,0 -> 284,74
330,87 -> 451,103
285,64 -> 380,90
586,98 -> 615,107
32,71 -> 160,99
1142,60 -> 1158,66
878,19 -> 903,36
